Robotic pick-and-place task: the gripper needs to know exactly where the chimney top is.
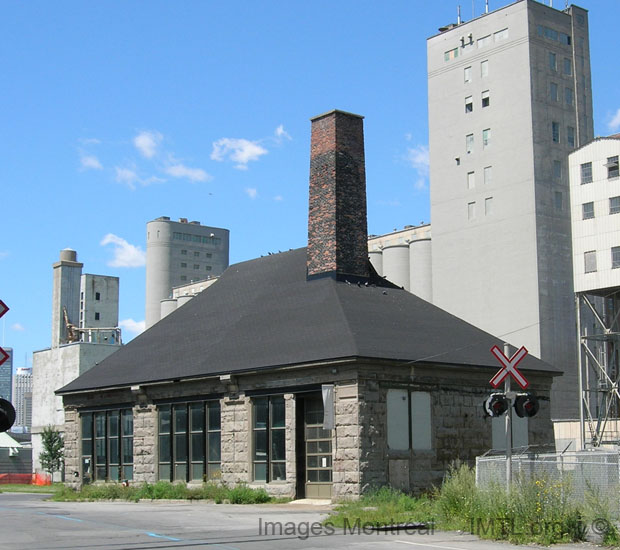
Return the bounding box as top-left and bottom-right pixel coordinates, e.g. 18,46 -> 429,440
307,110 -> 369,281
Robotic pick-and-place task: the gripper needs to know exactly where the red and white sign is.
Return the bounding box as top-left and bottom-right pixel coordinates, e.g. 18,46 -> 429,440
0,300 -> 8,367
490,345 -> 529,389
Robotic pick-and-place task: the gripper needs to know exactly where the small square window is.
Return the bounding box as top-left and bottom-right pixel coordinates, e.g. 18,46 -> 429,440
194,251 -> 200,257
181,262 -> 187,268
612,247 -> 620,269
550,82 -> 558,101
607,156 -> 619,179
95,312 -> 100,321
610,196 -> 620,215
468,201 -> 476,220
484,166 -> 492,185
481,90 -> 490,108
584,250 -> 597,273
567,126 -> 575,147
95,292 -> 101,301
206,253 -> 212,258
181,250 -> 187,255
552,122 -> 560,143
464,66 -> 472,83
482,128 -> 491,148
582,202 -> 594,220
554,191 -> 563,211
553,160 -> 562,179
466,134 -> 474,154
485,197 -> 493,215
206,266 -> 212,271
467,171 -> 475,189
193,264 -> 200,269
565,87 -> 573,105
549,51 -> 557,71
581,162 -> 592,184
563,58 -> 572,75
481,60 -> 488,78
465,96 -> 473,113
180,275 -> 187,282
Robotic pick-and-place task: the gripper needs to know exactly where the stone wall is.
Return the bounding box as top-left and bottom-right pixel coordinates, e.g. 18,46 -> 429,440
63,407 -> 79,488
133,404 -> 157,483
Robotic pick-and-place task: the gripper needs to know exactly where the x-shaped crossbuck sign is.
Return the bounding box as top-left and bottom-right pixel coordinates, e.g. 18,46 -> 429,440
489,345 -> 529,389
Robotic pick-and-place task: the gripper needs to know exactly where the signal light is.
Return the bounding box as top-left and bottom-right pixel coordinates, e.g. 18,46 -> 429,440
483,393 -> 509,417
514,393 -> 539,418
0,398 -> 16,433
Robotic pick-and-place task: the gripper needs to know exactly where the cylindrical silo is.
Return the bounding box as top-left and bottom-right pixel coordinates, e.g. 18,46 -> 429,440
368,250 -> 383,276
409,238 -> 432,302
160,299 -> 178,320
177,295 -> 193,308
382,244 -> 410,290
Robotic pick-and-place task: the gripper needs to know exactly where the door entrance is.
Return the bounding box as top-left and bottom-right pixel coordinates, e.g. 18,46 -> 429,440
302,394 -> 332,498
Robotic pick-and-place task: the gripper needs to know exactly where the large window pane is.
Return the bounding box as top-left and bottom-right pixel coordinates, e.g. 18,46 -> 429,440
191,433 -> 204,462
122,410 -> 133,436
159,435 -> 171,462
95,413 -> 106,438
271,397 -> 285,428
208,402 -> 220,431
254,398 -> 268,429
108,413 -> 119,437
174,405 -> 187,433
208,432 -> 221,462
175,434 -> 187,462
190,403 -> 204,432
82,413 -> 93,439
271,430 -> 285,461
254,430 -> 267,460
159,407 -> 171,433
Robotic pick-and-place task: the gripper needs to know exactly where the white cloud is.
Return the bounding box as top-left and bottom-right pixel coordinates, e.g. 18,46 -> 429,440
119,318 -> 145,336
134,131 -> 162,158
273,195 -> 283,202
11,323 -> 25,332
405,144 -> 430,191
165,163 -> 211,183
211,138 -> 268,169
608,108 -> 620,132
114,166 -> 164,190
245,187 -> 258,199
79,137 -> 101,145
80,154 -> 103,171
274,124 -> 291,141
100,233 -> 146,267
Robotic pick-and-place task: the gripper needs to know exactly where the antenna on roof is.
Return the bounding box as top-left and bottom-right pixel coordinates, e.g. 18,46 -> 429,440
485,0 -> 489,14
457,5 -> 462,24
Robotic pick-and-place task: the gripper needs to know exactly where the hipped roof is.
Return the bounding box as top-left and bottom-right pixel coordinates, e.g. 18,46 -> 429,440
58,248 -> 557,395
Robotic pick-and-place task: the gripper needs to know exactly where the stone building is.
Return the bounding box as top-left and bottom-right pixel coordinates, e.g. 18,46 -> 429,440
58,110 -> 557,499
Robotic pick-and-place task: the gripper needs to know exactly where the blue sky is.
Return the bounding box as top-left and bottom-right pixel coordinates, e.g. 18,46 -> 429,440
2,0 -> 619,368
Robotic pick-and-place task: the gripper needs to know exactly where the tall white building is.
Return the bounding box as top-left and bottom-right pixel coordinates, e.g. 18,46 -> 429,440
0,347 -> 12,402
427,0 -> 593,419
12,367 -> 32,430
145,217 -> 230,328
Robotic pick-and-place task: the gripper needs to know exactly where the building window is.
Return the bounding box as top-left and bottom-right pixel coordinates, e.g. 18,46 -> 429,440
552,122 -> 560,143
467,171 -> 475,189
584,250 -> 597,273
181,250 -> 187,255
387,389 -> 432,451
481,60 -> 488,78
206,253 -> 212,258
468,201 -> 476,220
581,162 -> 593,184
444,47 -> 458,62
482,128 -> 491,148
610,196 -> 620,215
567,126 -> 575,147
607,156 -> 619,179
95,292 -> 101,301
485,197 -> 493,216
563,58 -> 572,75
481,90 -> 490,108
466,133 -> 474,154
252,396 -> 286,482
554,191 -> 563,211
612,247 -> 620,269
81,409 -> 133,482
193,264 -> 200,269
549,51 -> 557,71
158,401 -> 221,482
464,66 -> 472,83
565,87 -> 573,105
553,160 -> 562,179
582,202 -> 594,220
494,28 -> 509,42
94,312 -> 100,321
193,251 -> 200,257
484,166 -> 492,185
465,96 -> 473,113
206,265 -> 212,271
181,262 -> 187,268
550,82 -> 558,101
477,34 -> 491,49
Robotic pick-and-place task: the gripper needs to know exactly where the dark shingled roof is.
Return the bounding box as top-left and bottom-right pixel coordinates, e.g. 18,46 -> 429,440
58,248 -> 558,394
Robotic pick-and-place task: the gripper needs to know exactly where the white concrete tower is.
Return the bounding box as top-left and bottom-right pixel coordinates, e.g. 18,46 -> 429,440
51,249 -> 83,348
427,1 -> 593,419
145,217 -> 230,328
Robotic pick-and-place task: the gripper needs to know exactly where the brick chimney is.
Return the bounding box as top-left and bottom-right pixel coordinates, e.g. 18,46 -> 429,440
307,110 -> 370,281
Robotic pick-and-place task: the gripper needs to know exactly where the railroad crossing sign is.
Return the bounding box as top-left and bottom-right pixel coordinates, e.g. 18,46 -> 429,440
489,344 -> 529,389
0,300 -> 9,367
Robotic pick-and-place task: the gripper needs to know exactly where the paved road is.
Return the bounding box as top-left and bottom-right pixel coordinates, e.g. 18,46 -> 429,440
0,492 -> 601,550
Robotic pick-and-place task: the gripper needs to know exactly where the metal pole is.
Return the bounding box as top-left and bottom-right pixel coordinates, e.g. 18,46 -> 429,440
576,293 -> 585,450
505,342 -> 512,493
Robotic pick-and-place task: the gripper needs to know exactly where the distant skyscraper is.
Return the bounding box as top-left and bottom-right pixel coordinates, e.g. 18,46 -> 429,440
427,1 -> 593,418
145,217 -> 230,328
0,347 -> 12,402
12,367 -> 32,430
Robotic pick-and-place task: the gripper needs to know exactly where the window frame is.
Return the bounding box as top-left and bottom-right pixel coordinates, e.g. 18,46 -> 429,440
607,156 -> 619,179
584,250 -> 597,274
581,162 -> 593,184
610,196 -> 620,215
252,395 -> 286,482
612,247 -> 620,270
582,202 -> 594,220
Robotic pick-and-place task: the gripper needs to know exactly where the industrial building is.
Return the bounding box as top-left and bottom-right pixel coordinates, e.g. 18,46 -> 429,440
567,134 -> 620,448
58,110 -> 557,498
32,250 -> 122,475
0,347 -> 12,402
427,0 -> 593,419
11,367 -> 32,431
145,217 -> 229,329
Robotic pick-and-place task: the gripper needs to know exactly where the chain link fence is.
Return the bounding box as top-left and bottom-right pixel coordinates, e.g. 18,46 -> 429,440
476,447 -> 620,511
